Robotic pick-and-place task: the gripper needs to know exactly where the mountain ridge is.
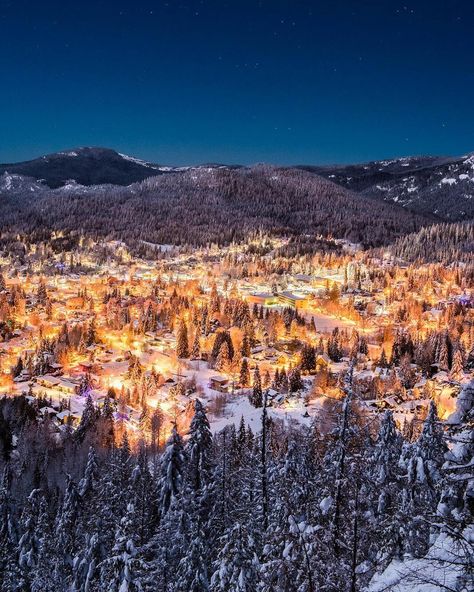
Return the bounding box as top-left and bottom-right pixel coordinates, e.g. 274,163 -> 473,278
2,146 -> 474,221
299,152 -> 474,220
0,147 -> 165,188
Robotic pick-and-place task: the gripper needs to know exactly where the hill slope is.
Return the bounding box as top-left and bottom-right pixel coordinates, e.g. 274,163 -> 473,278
0,165 -> 430,248
300,153 -> 474,221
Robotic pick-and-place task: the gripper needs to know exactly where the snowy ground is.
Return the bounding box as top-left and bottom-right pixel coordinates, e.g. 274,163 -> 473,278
152,359 -> 319,433
302,310 -> 357,333
366,529 -> 474,591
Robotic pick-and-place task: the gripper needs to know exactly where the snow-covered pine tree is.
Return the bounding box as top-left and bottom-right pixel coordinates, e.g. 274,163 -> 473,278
186,399 -> 214,493
241,334 -> 251,358
130,443 -> 159,546
450,346 -> 465,381
399,401 -> 448,557
215,341 -> 231,373
17,488 -> 42,574
210,524 -> 260,591
239,358 -> 250,387
30,497 -> 60,592
159,424 -> 186,515
259,438 -> 317,592
250,366 -> 263,408
0,468 -> 21,591
191,332 -> 201,359
75,393 -> 97,442
288,367 -> 303,393
437,332 -> 450,372
98,502 -> 144,592
54,474 -> 80,582
176,521 -> 210,592
367,411 -> 404,567
300,343 -> 316,374
72,531 -> 102,592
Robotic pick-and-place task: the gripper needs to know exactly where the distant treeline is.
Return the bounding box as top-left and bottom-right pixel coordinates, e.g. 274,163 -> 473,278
390,221 -> 474,265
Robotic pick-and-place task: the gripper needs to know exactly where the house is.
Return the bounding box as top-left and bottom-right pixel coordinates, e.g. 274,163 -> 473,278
38,375 -> 61,388
316,353 -> 330,371
56,377 -> 79,394
209,376 -> 229,393
39,406 -> 57,418
56,410 -> 80,426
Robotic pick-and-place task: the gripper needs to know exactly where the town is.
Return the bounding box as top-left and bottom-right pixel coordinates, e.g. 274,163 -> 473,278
0,235 -> 471,448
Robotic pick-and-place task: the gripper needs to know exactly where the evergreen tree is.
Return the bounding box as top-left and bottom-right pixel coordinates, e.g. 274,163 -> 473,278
327,327 -> 342,362
75,394 -> 97,442
0,469 -> 21,590
17,488 -> 42,573
187,399 -> 214,493
300,344 -> 316,374
176,522 -> 210,592
159,425 -> 185,515
241,334 -> 251,358
55,475 -> 80,581
288,367 -> 303,393
215,341 -> 231,373
239,358 -> 250,387
37,278 -> 48,305
130,444 -> 159,546
367,411 -> 404,565
85,316 -> 97,347
210,524 -> 260,591
99,503 -> 144,592
250,366 -> 263,408
379,348 -> 388,368
72,532 -> 102,592
437,332 -> 450,372
191,332 -> 201,359
31,498 -> 59,592
177,319 -> 190,359
400,401 -> 448,557
450,347 -> 464,381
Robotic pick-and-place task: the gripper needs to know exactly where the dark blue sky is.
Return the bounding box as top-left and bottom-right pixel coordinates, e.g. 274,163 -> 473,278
1,0 -> 473,165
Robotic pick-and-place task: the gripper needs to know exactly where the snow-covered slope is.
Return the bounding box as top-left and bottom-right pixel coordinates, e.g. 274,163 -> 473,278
0,171 -> 47,194
300,153 -> 474,221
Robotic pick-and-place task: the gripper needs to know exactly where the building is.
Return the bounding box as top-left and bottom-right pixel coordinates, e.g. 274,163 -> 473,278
209,376 -> 229,393
278,291 -> 306,309
56,410 -> 80,426
247,292 -> 278,306
316,353 -> 330,371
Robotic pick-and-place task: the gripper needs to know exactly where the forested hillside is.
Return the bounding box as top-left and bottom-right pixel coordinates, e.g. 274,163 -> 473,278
304,153 -> 474,221
1,376 -> 472,591
0,166 -> 429,249
389,221 -> 474,265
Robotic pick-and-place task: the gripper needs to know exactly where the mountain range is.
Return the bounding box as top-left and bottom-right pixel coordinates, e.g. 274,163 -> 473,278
1,147 -> 473,222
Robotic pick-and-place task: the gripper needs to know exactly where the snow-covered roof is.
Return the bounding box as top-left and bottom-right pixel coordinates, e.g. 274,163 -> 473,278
210,376 -> 228,383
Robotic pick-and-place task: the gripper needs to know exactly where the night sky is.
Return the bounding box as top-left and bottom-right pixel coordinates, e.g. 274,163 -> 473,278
1,0 -> 473,165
